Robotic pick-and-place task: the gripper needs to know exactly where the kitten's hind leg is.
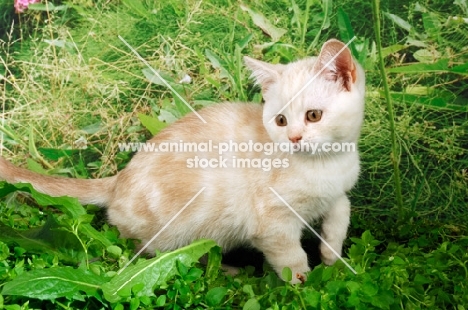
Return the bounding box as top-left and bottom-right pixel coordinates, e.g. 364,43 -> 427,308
220,264 -> 240,276
319,195 -> 351,265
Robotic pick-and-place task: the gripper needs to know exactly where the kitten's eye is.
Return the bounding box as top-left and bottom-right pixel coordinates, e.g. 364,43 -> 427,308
306,110 -> 322,122
275,114 -> 287,126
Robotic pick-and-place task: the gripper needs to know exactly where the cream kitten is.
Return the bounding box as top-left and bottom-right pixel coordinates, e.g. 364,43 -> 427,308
0,39 -> 365,283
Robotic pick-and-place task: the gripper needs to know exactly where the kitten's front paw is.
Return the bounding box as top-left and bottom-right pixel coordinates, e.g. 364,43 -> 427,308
294,272 -> 307,284
288,270 -> 309,284
320,243 -> 341,265
272,261 -> 309,284
283,263 -> 310,284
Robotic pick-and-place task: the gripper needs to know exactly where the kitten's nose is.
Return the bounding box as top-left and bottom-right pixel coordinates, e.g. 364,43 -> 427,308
289,136 -> 302,143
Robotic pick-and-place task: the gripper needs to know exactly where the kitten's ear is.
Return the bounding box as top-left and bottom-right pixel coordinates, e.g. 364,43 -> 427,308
244,56 -> 284,92
314,39 -> 357,91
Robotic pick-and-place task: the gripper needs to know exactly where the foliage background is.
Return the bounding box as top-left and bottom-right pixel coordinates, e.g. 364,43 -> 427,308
0,0 -> 467,308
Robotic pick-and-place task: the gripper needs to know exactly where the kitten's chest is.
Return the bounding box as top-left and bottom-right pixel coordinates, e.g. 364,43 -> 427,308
269,153 -> 359,214
290,152 -> 357,184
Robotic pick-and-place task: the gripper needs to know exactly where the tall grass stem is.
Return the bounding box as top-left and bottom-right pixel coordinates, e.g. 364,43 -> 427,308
371,0 -> 405,221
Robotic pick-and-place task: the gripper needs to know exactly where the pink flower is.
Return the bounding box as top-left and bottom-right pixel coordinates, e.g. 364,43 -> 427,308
14,0 -> 41,13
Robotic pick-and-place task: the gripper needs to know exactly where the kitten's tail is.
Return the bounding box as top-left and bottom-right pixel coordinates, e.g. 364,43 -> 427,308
0,157 -> 116,207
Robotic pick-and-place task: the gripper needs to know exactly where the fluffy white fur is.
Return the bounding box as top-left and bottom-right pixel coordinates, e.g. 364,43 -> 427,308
0,39 -> 365,284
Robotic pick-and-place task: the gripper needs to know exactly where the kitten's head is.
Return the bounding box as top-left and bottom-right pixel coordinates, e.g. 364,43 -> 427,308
245,39 -> 365,155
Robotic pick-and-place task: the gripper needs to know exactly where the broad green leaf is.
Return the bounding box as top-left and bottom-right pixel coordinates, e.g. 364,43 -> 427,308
282,266 -> 292,282
38,148 -> 79,161
350,237 -> 365,246
361,230 -> 375,245
243,285 -> 255,298
391,256 -> 406,265
381,44 -> 407,58
362,281 -> 379,297
422,12 -> 441,38
302,288 -> 321,307
346,281 -> 361,293
138,113 -> 168,135
383,12 -> 413,32
307,265 -> 324,287
1,266 -> 106,300
389,56 -> 468,76
204,49 -> 233,81
451,62 -> 468,74
0,217 -> 82,261
321,266 -> 333,281
205,246 -> 222,281
26,158 -> 48,174
406,37 -> 427,47
173,94 -> 192,117
307,0 -> 332,52
357,38 -> 370,67
414,274 -> 431,285
129,297 -> 140,309
205,49 -> 223,70
243,298 -> 261,310
176,260 -> 188,277
405,85 -> 428,95
155,295 -> 166,307
158,109 -> 178,124
387,59 -> 449,73
107,245 -> 123,258
183,267 -> 203,282
370,290 -> 395,308
0,123 -> 23,147
80,122 -> 102,134
337,8 -> 359,60
326,280 -> 346,295
240,5 -> 287,42
0,241 -> 9,260
347,292 -> 360,307
290,0 -> 303,34
102,239 -> 217,302
237,33 -> 253,50
142,68 -> 175,86
0,182 -> 86,218
413,49 -> 440,63
205,287 -> 228,307
28,126 -> 43,163
389,92 -> 468,112
80,223 -> 113,248
0,182 -> 112,247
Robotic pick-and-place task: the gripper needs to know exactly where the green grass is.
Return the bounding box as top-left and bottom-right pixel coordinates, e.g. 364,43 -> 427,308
0,0 -> 467,308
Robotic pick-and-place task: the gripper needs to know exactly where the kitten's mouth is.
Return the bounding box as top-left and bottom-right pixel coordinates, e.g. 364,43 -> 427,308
289,141 -> 314,154
289,141 -> 333,156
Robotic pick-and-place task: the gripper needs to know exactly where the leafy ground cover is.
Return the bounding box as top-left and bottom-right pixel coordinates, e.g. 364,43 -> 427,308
0,0 -> 467,308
